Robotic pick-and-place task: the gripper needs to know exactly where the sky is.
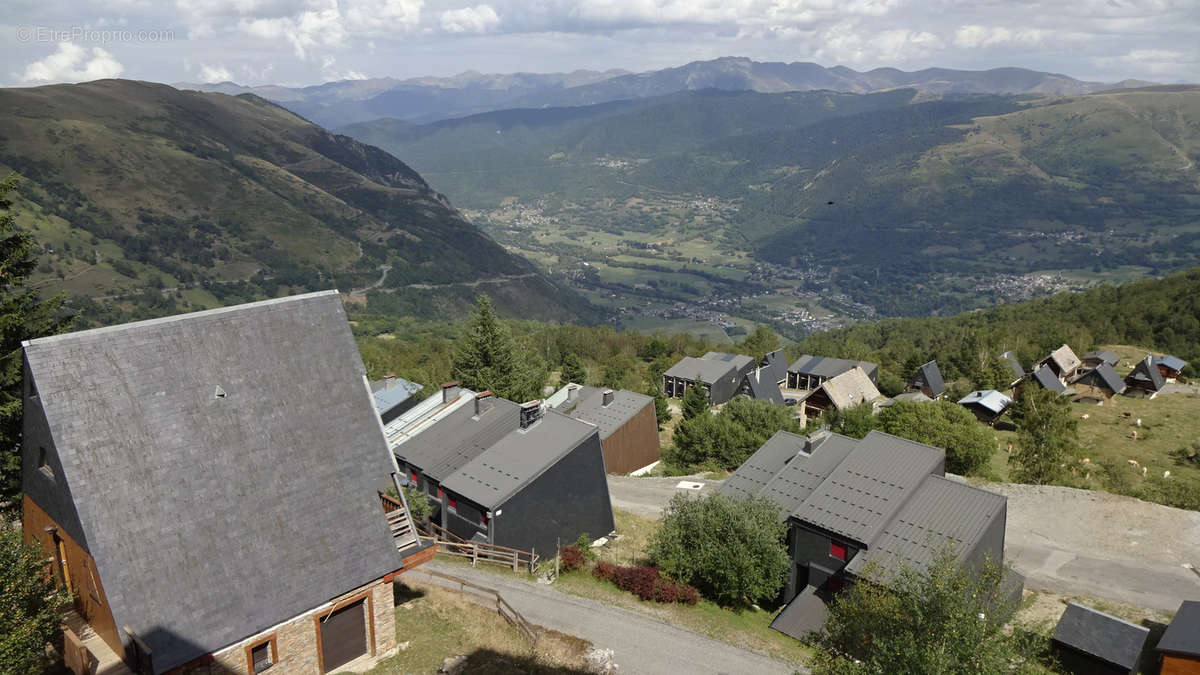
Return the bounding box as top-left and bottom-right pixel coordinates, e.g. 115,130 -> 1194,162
3,0 -> 1199,88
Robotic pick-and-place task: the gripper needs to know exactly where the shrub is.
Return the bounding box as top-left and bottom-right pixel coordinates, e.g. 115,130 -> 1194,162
591,562 -> 698,606
559,545 -> 586,572
876,400 -> 997,475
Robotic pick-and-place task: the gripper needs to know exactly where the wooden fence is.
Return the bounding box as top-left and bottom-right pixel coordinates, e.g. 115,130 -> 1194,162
410,568 -> 540,647
420,521 -> 539,574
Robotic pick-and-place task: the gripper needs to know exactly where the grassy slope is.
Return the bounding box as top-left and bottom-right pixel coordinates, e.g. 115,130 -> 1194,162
0,79 -> 588,322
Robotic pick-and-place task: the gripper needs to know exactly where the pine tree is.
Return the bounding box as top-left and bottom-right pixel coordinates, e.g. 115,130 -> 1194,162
1,174 -> 67,506
451,295 -> 539,402
559,352 -> 587,385
680,379 -> 709,420
1009,385 -> 1079,485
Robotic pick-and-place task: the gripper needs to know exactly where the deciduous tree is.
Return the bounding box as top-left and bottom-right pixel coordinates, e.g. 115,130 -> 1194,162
1008,386 -> 1078,485
877,400 -> 996,475
1,526 -> 72,673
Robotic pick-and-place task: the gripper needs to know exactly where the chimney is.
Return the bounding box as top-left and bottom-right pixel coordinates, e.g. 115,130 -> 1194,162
519,400 -> 543,429
442,381 -> 460,403
475,390 -> 494,416
567,384 -> 579,401
602,389 -> 615,407
383,373 -> 396,390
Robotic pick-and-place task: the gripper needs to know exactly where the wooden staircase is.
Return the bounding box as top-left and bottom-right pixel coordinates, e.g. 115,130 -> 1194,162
379,492 -> 421,551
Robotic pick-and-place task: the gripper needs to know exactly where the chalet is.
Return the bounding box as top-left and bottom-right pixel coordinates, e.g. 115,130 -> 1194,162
1082,350 -> 1121,370
1050,602 -> 1149,675
371,374 -> 424,425
1158,600 -> 1200,675
1070,363 -> 1126,403
21,292 -> 431,675
662,352 -> 754,405
738,367 -> 785,405
759,349 -> 789,385
1025,364 -> 1068,395
798,367 -> 883,422
1155,355 -> 1188,382
722,430 -> 1017,639
906,360 -> 945,400
1038,344 -> 1082,382
1124,355 -> 1166,399
958,389 -> 1013,425
389,386 -> 615,558
787,354 -> 879,390
549,384 -> 659,474
999,350 -> 1025,389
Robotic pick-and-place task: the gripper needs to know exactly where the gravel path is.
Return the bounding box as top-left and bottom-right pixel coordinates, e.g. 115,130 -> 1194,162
418,561 -> 799,675
607,476 -> 1200,612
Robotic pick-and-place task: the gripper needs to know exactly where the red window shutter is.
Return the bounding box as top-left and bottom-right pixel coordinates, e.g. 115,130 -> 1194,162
448,496 -> 457,509
410,471 -> 418,483
830,542 -> 847,560
438,488 -> 444,499
480,513 -> 488,525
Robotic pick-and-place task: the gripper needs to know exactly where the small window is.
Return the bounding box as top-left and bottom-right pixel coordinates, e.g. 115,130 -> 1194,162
247,637 -> 276,673
37,447 -> 53,479
830,542 -> 847,561
214,386 -> 227,399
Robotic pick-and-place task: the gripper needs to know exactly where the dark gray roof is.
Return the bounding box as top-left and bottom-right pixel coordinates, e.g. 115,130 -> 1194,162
556,386 -> 652,439
788,354 -> 878,380
792,431 -> 944,544
846,475 -> 1006,579
1031,365 -> 1068,394
371,376 -> 423,414
1155,354 -> 1188,372
912,360 -> 945,397
703,351 -> 756,373
760,349 -> 789,384
22,291 -> 402,674
771,586 -> 828,641
1127,355 -> 1166,391
1070,363 -> 1126,394
759,434 -> 859,517
394,395 -> 521,480
663,355 -> 738,384
744,369 -> 785,404
720,431 -> 809,501
1159,600 -> 1200,656
957,389 -> 1013,414
1000,351 -> 1025,382
1083,350 -> 1120,366
440,411 -> 598,508
1053,602 -> 1149,669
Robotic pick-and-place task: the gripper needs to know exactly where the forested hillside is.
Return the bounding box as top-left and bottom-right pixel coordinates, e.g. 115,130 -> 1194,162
0,79 -> 592,324
344,85 -> 1200,322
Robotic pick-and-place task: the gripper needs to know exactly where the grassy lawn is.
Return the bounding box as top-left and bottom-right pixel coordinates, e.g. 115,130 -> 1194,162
346,580 -> 589,675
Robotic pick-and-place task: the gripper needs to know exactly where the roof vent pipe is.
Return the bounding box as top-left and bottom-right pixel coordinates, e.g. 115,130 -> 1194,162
442,381 -> 460,403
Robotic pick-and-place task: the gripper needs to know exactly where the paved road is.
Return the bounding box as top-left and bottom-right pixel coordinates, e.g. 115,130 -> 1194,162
606,476 -> 1200,613
417,561 -> 798,675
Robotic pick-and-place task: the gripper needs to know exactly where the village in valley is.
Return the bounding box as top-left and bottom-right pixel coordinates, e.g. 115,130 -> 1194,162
14,288 -> 1200,675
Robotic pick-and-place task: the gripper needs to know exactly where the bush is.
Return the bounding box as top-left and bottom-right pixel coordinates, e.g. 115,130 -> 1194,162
649,492 -> 789,606
592,562 -> 698,606
559,545 -> 586,572
877,400 -> 997,475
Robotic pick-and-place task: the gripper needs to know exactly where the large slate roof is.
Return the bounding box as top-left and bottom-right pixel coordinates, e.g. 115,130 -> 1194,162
554,386 -> 652,439
788,354 -> 878,380
702,351 -> 756,373
1041,344 -> 1081,375
818,367 -> 882,411
912,360 -> 945,398
1070,362 -> 1126,394
1158,600 -> 1200,656
440,410 -> 597,508
663,355 -> 738,384
722,430 -> 1003,580
1053,602 -> 1149,670
393,394 -> 521,480
846,475 -> 1005,579
760,349 -> 788,384
22,291 -> 402,674
793,432 -> 944,545
743,368 -> 785,404
1031,364 -> 1068,394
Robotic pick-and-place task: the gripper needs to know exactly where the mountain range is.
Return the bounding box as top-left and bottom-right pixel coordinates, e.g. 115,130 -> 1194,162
177,57 -> 1156,128
0,80 -> 590,323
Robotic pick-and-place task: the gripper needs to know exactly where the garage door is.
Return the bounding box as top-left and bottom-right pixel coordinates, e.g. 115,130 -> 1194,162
320,600 -> 368,672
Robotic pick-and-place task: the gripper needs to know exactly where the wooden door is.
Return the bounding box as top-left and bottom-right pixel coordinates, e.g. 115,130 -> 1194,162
320,600 -> 367,672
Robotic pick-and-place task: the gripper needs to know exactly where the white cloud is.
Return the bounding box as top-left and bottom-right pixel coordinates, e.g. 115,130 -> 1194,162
198,63 -> 233,82
19,43 -> 124,83
440,4 -> 500,33
816,21 -> 943,65
1094,49 -> 1199,77
954,25 -> 1049,48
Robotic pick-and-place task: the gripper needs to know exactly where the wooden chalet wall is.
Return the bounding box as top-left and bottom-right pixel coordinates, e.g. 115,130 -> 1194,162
1163,654 -> 1200,675
23,495 -> 121,654
600,401 -> 659,474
